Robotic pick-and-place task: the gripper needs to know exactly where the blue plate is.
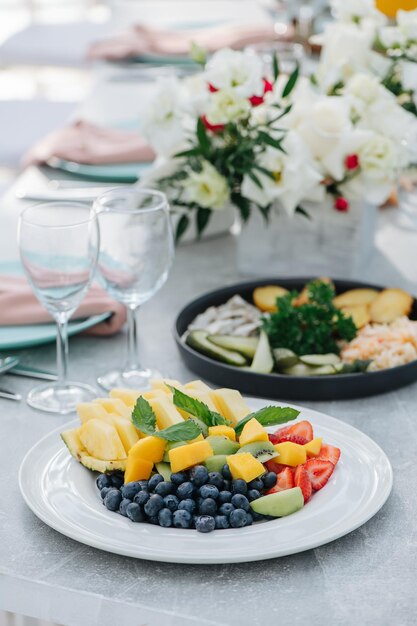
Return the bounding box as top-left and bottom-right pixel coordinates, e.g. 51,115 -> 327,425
0,261 -> 111,351
47,159 -> 151,183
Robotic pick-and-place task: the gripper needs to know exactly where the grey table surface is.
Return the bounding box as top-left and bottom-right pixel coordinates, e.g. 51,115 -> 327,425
1,172 -> 417,626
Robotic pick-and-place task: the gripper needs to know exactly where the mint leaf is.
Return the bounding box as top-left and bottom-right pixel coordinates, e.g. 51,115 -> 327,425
131,397 -> 156,435
169,386 -> 230,427
155,420 -> 202,442
234,406 -> 299,435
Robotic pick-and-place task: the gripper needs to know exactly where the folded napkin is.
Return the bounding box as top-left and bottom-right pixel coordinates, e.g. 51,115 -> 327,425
22,120 -> 155,168
87,22 -> 289,61
0,275 -> 127,336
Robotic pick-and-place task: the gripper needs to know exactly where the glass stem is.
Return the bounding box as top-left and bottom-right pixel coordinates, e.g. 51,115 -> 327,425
56,314 -> 69,387
126,305 -> 141,371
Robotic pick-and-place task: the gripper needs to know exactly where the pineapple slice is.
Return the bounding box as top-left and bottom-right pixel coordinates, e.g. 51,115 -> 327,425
210,388 -> 251,426
80,455 -> 126,473
109,388 -> 165,407
149,396 -> 184,430
61,428 -> 86,461
79,419 -> 126,461
111,415 -> 139,454
77,402 -> 109,423
94,397 -> 131,420
184,380 -> 212,393
151,379 -> 183,393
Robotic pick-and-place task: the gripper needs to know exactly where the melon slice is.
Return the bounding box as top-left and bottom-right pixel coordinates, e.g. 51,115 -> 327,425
79,419 -> 126,461
250,487 -> 304,517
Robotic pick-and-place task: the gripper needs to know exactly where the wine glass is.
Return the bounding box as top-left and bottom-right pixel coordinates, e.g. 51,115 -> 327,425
18,202 -> 99,414
93,187 -> 174,391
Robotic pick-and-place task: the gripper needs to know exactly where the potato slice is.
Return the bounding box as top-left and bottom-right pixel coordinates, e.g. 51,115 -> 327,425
341,304 -> 371,329
253,285 -> 289,312
369,288 -> 413,323
292,277 -> 333,307
334,288 -> 379,309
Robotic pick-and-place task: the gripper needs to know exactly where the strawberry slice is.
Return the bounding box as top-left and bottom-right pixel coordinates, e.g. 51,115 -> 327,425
274,420 -> 313,442
267,468 -> 294,494
294,465 -> 312,503
304,459 -> 335,491
317,443 -> 341,466
276,434 -> 308,445
264,459 -> 287,474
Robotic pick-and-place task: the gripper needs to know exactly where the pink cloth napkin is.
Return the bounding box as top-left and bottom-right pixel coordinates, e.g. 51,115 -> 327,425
22,120 -> 155,168
87,23 -> 290,61
0,275 -> 127,336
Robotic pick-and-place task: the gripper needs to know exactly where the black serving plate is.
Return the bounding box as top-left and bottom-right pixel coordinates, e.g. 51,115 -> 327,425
174,277 -> 417,401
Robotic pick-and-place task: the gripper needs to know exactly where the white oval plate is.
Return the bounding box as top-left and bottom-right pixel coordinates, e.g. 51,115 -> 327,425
19,398 -> 392,564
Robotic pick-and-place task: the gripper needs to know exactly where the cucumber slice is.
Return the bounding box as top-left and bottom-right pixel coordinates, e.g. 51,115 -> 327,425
273,348 -> 298,370
299,353 -> 341,366
186,330 -> 247,366
208,335 -> 259,359
250,330 -> 274,374
282,363 -> 317,377
341,359 -> 372,374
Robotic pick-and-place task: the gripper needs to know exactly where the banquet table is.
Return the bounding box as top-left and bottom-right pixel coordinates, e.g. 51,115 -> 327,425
0,168 -> 416,625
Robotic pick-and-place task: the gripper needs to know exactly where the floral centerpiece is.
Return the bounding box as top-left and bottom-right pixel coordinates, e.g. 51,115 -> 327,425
142,43 -> 414,241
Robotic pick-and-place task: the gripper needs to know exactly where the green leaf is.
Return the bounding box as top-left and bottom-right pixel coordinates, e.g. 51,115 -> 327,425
257,131 -> 284,151
272,53 -> 280,82
175,214 -> 190,243
197,117 -> 210,156
234,406 -> 299,435
282,64 -> 299,98
196,207 -> 212,238
174,147 -> 202,158
295,205 -> 311,220
247,170 -> 263,189
154,420 -> 202,442
232,193 -> 251,222
169,386 -> 229,426
131,397 -> 156,435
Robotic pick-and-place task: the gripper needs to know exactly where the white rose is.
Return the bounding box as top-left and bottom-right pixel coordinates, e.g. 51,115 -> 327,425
182,74 -> 210,117
397,9 -> 417,41
331,0 -> 385,25
205,88 -> 251,125
344,73 -> 381,105
205,48 -> 264,99
379,26 -> 406,48
183,160 -> 230,210
359,95 -> 413,141
241,132 -> 324,216
143,77 -> 186,156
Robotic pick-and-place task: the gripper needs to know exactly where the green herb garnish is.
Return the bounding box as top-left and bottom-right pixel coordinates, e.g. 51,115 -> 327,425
131,396 -> 203,441
263,280 -> 357,356
169,386 -> 230,427
154,420 -> 202,442
131,396 -> 157,435
234,406 -> 299,435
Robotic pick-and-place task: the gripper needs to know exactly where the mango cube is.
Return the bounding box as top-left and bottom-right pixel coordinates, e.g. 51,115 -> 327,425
210,388 -> 251,426
169,440 -> 213,473
124,457 -> 153,483
304,437 -> 322,458
127,436 -> 166,464
239,418 -> 268,446
149,396 -> 184,430
208,425 -> 236,441
226,453 -> 265,482
274,442 -> 307,467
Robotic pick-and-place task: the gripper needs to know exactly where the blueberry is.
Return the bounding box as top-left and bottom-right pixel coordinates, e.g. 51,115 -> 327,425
110,473 -> 124,489
195,515 -> 216,533
207,472 -> 224,490
262,472 -> 277,490
232,479 -> 247,495
231,494 -> 250,512
170,471 -> 188,486
245,512 -> 254,526
148,515 -> 159,525
173,509 -> 192,528
251,510 -> 265,522
104,489 -> 122,512
215,515 -> 230,529
96,474 -> 112,490
229,508 -> 247,528
199,498 -> 217,516
222,464 -> 232,480
158,508 -> 173,528
164,494 -> 179,512
120,481 -> 142,500
248,478 -> 264,491
144,494 -> 165,517
148,474 -> 164,492
218,490 -> 232,504
126,502 -> 145,522
118,498 -> 132,517
100,487 -> 112,500
138,480 -> 149,491
247,489 -> 261,502
199,484 -> 219,500
155,481 -> 175,497
178,498 -> 196,514
177,481 -> 194,500
190,465 -> 208,487
219,502 -> 235,517
134,491 -> 150,506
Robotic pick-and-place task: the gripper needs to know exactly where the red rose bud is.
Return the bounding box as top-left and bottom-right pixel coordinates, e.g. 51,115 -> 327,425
334,197 -> 349,212
249,78 -> 274,107
201,115 -> 225,133
345,154 -> 359,170
208,83 -> 218,93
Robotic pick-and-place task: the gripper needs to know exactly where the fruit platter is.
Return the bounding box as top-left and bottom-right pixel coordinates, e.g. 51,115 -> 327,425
175,278 -> 417,400
19,379 -> 392,563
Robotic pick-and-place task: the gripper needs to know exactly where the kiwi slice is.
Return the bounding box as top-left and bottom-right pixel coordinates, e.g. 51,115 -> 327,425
206,435 -> 240,455
204,454 -> 228,473
237,440 -> 279,463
